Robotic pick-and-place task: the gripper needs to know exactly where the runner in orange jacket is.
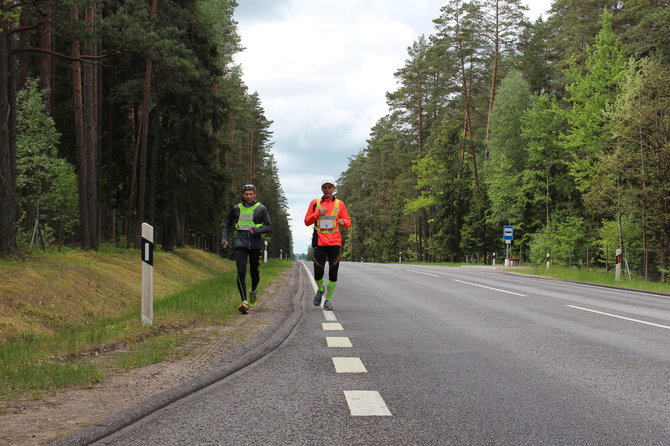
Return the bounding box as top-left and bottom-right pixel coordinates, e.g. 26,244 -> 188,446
304,178 -> 351,311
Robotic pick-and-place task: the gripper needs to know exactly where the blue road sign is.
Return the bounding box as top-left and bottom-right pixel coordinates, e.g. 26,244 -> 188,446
503,225 -> 514,241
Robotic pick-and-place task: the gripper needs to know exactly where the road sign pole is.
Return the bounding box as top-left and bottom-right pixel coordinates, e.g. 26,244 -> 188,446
503,225 -> 514,266
141,223 -> 154,327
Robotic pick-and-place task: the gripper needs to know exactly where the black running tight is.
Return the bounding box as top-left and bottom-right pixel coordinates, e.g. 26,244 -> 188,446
234,248 -> 261,301
313,245 -> 341,282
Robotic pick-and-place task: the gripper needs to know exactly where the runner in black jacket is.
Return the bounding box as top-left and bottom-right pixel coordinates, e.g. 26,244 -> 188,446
221,184 -> 272,313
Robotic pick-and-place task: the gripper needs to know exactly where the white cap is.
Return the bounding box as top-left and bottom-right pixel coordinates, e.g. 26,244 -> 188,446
321,178 -> 337,187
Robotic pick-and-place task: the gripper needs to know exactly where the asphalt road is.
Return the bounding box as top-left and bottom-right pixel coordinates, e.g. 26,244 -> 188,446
94,262 -> 670,445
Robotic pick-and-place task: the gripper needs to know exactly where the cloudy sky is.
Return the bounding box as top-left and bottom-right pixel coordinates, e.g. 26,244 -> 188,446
233,0 -> 554,255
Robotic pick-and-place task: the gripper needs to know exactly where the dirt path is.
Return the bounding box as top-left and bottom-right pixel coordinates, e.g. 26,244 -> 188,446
0,264 -> 299,446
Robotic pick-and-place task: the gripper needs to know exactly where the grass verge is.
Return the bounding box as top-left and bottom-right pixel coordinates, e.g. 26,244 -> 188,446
0,247 -> 292,403
400,260 -> 670,294
513,265 -> 670,294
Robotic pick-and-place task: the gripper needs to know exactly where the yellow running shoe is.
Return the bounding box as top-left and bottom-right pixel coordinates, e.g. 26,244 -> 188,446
239,300 -> 249,314
249,290 -> 258,307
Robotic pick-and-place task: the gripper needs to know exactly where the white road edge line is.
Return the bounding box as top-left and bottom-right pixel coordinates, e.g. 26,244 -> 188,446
404,269 -> 440,277
344,391 -> 392,416
453,279 -> 527,296
567,305 -> 670,330
300,260 -> 327,310
299,260 -> 317,292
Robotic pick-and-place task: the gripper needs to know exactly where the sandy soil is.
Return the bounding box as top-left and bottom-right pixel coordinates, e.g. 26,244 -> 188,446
0,265 -> 298,446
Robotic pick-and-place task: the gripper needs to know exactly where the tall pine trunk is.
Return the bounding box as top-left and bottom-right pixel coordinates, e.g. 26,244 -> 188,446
485,0 -> 500,144
131,0 -> 158,243
0,27 -> 17,255
84,4 -> 99,249
72,5 -> 91,249
455,17 -> 478,187
40,2 -> 55,114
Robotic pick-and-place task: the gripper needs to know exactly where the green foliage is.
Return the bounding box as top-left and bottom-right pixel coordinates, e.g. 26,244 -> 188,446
0,0 -> 21,27
515,18 -> 558,94
519,93 -> 573,229
528,214 -> 590,266
16,79 -> 78,247
335,0 -> 670,281
459,187 -> 493,263
622,1 -> 670,65
3,0 -> 293,258
604,57 -> 670,280
339,116 -> 420,262
197,0 -> 242,68
484,71 -> 532,226
561,10 -> 627,195
596,217 -> 642,272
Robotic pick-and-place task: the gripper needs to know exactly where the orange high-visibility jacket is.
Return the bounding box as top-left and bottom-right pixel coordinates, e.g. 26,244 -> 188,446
304,196 -> 351,247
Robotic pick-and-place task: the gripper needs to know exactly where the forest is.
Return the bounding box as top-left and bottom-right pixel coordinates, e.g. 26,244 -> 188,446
336,0 -> 670,281
0,0 -> 293,258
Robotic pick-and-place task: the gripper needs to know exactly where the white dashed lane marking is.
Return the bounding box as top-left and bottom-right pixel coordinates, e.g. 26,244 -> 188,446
404,268 -> 439,277
344,391 -> 393,416
326,336 -> 353,348
332,357 -> 368,373
304,267 -> 392,417
567,305 -> 670,330
322,322 -> 343,331
454,279 -> 527,296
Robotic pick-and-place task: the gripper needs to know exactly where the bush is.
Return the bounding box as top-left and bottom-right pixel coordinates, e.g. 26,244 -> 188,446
529,215 -> 590,266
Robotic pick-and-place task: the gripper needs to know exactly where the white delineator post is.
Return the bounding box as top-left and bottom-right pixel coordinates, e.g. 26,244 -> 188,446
615,248 -> 622,282
141,223 -> 154,327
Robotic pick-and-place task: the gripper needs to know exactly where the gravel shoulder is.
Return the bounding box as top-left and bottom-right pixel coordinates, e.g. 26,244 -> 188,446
0,263 -> 302,446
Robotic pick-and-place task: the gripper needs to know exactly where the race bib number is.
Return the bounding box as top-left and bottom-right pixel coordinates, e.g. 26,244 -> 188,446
319,216 -> 335,230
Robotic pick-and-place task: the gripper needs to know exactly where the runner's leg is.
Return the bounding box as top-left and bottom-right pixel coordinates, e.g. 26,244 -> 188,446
313,246 -> 327,292
249,249 -> 262,292
234,248 -> 248,301
326,246 -> 341,300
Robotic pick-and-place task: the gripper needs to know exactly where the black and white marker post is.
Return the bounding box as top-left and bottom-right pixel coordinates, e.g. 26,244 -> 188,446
141,223 -> 154,327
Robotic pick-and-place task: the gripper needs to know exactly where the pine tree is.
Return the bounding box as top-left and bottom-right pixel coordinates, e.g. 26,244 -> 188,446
561,10 -> 626,197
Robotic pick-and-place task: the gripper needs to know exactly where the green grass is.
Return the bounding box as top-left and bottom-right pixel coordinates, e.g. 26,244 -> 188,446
400,260 -> 670,294
115,334 -> 186,371
0,258 -> 293,401
516,265 -> 670,294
